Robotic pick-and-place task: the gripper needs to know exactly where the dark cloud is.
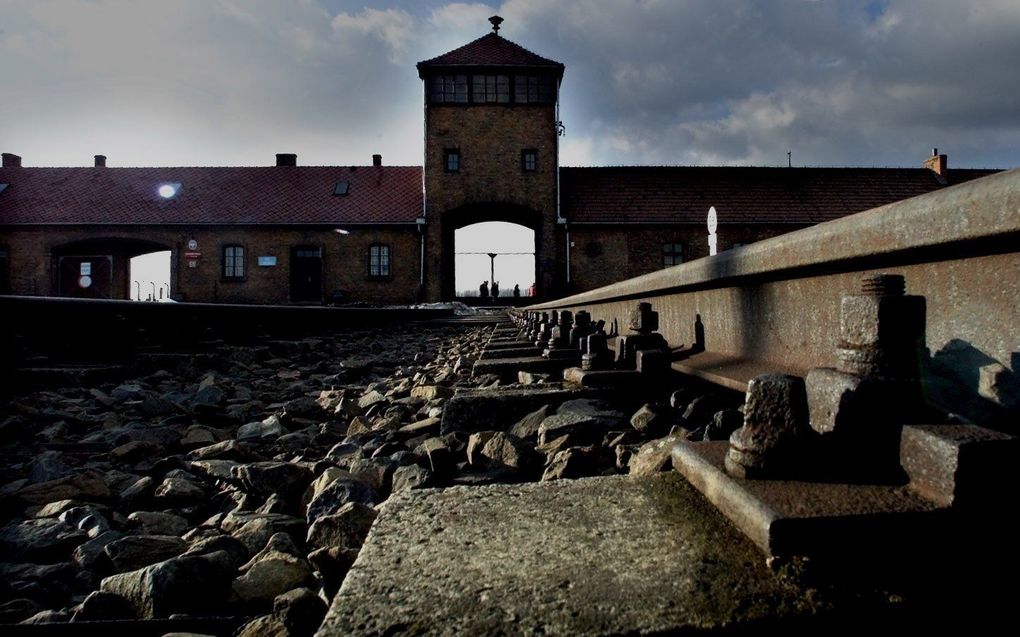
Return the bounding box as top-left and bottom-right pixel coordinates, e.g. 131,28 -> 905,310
1,0 -> 1017,168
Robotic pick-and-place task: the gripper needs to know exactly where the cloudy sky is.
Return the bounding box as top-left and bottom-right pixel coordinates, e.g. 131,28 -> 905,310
2,0 -> 1019,170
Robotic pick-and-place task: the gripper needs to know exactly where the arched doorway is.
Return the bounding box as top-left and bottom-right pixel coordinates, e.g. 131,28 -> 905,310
437,202 -> 553,301
129,250 -> 172,301
52,238 -> 174,300
455,222 -> 536,301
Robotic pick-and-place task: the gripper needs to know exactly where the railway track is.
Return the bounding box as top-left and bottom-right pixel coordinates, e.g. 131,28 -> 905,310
2,169 -> 1017,633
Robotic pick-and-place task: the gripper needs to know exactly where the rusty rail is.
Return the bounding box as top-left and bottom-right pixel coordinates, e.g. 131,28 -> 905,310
525,169 -> 1020,420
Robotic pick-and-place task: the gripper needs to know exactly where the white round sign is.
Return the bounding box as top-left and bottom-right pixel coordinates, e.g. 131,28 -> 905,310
707,206 -> 718,234
78,275 -> 93,288
187,239 -> 198,250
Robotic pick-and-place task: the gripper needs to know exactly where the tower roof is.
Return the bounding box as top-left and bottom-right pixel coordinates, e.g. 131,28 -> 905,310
417,33 -> 564,77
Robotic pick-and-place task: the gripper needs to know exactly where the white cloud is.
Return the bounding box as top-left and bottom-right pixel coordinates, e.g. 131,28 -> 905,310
332,7 -> 415,63
1,0 -> 1018,169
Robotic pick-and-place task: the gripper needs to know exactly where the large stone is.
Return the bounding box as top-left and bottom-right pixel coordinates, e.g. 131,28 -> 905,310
126,509 -> 190,534
183,534 -> 251,570
541,446 -> 611,481
397,417 -> 441,437
0,598 -> 43,624
390,465 -> 433,492
306,478 -> 379,523
630,403 -> 674,436
100,550 -> 233,619
900,424 -> 1019,507
73,530 -> 124,570
318,474 -> 825,635
236,614 -> 289,637
237,416 -> 284,442
233,461 -> 313,501
153,477 -> 206,505
466,431 -> 498,466
705,409 -> 745,442
27,450 -> 72,483
233,551 -> 315,609
274,587 -> 327,637
508,404 -> 551,441
725,374 -> 809,479
357,390 -> 388,411
538,412 -> 615,446
105,535 -> 188,572
58,505 -> 111,538
628,435 -> 685,476
72,590 -> 137,621
307,547 -> 359,599
16,470 -> 110,505
187,440 -> 263,461
306,502 -> 379,550
110,440 -> 165,464
479,432 -> 537,475
410,385 -> 454,401
0,518 -> 87,563
415,436 -> 460,475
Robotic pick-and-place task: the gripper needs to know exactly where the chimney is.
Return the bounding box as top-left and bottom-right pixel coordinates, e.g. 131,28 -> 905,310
276,153 -> 297,167
2,153 -> 22,168
924,147 -> 947,181
372,154 -> 382,167
94,155 -> 107,167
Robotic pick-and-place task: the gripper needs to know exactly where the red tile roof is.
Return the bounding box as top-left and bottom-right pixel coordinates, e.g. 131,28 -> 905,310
417,33 -> 564,74
560,166 -> 1000,224
0,165 -> 423,226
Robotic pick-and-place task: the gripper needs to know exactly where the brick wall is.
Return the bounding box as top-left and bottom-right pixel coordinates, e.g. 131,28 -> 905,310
2,225 -> 421,304
566,224 -> 810,294
423,103 -> 560,300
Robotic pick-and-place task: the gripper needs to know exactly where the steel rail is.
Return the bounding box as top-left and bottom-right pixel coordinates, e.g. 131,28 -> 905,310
525,169 -> 1020,400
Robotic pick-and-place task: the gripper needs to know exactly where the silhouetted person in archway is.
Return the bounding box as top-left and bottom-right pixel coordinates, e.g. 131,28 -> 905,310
492,281 -> 499,298
513,284 -> 520,298
479,281 -> 489,300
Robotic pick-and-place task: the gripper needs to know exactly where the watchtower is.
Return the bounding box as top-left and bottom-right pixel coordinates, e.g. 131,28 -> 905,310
417,16 -> 566,301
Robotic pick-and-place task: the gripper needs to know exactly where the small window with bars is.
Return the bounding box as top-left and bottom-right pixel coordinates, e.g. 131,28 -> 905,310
663,243 -> 683,268
522,150 -> 537,172
429,75 -> 469,103
514,75 -> 553,103
444,149 -> 460,173
369,244 -> 391,278
471,74 -> 510,103
223,245 -> 245,279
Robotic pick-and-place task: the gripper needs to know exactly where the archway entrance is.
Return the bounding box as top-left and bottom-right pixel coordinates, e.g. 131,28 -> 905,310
53,238 -> 173,300
455,222 -> 536,301
129,250 -> 172,301
435,202 -> 552,302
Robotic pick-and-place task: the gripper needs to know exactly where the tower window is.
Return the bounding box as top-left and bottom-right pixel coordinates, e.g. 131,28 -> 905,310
444,149 -> 460,173
223,245 -> 245,279
663,243 -> 684,268
472,74 -> 510,103
522,150 -> 537,172
429,75 -> 468,103
369,244 -> 391,278
514,75 -> 553,104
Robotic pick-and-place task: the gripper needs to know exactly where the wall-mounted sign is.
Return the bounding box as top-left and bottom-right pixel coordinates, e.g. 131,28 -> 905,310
257,256 -> 277,267
187,239 -> 198,250
80,262 -> 91,276
79,275 -> 92,288
187,261 -> 198,269
707,206 -> 718,256
184,251 -> 201,259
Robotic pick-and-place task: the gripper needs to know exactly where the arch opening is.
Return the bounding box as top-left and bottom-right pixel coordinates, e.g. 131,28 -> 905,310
52,237 -> 173,300
454,222 -> 535,300
130,250 -> 172,301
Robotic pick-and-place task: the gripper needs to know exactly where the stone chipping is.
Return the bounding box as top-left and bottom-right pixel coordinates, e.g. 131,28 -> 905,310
0,318 -> 744,633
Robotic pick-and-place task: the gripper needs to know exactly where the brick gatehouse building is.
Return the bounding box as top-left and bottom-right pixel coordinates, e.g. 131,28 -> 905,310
0,18 -> 999,304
